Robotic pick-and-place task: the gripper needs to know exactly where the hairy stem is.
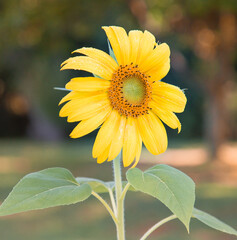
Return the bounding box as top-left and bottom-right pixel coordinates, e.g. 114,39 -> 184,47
113,153 -> 125,240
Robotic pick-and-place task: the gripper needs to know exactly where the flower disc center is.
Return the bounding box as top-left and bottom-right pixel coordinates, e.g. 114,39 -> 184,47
108,64 -> 152,118
123,77 -> 145,104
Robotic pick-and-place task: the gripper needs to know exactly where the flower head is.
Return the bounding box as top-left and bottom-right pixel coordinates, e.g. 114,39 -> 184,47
60,26 -> 187,167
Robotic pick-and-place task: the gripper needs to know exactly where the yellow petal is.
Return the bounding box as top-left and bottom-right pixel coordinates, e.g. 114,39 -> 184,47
59,92 -> 107,117
73,47 -> 118,72
59,91 -> 102,106
136,30 -> 156,65
61,56 -> 113,80
137,111 -> 167,155
128,30 -> 143,64
131,134 -> 142,168
123,118 -> 139,167
67,100 -> 111,122
66,77 -> 110,91
102,26 -> 130,65
148,60 -> 170,82
139,43 -> 170,73
150,101 -> 181,133
108,116 -> 126,161
70,108 -> 110,138
97,144 -> 110,164
152,82 -> 187,113
92,110 -> 120,158
59,91 -> 79,105
137,115 -> 157,155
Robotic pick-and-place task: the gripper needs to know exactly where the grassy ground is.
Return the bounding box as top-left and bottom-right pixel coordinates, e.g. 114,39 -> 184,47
0,139 -> 236,240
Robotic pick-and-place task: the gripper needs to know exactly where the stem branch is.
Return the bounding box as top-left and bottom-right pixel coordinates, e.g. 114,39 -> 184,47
120,183 -> 130,201
92,191 -> 118,225
140,215 -> 177,240
109,188 -> 117,216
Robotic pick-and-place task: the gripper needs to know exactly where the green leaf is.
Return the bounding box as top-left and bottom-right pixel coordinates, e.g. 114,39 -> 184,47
126,164 -> 195,231
193,208 -> 237,236
0,168 -> 92,216
76,177 -> 112,193
76,177 -> 136,193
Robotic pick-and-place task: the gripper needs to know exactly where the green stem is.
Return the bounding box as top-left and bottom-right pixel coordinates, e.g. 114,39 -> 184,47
113,153 -> 125,240
140,215 -> 177,240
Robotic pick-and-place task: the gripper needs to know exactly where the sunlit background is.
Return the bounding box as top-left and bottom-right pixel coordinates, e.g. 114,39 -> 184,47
0,0 -> 237,239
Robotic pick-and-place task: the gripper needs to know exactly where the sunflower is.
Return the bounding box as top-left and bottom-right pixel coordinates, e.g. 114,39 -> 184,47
59,26 -> 187,167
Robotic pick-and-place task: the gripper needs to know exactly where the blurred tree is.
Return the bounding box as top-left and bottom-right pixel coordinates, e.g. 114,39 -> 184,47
127,0 -> 237,160
0,0 -> 136,139
0,0 -> 236,156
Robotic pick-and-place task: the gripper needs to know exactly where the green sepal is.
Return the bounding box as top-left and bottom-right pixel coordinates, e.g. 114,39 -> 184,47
92,73 -> 102,79
54,87 -> 71,92
193,208 -> 237,236
107,38 -> 118,63
91,39 -> 117,79
126,164 -> 195,232
0,168 -> 92,216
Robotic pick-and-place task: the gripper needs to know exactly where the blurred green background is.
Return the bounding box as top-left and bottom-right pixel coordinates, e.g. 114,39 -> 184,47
0,0 -> 237,239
